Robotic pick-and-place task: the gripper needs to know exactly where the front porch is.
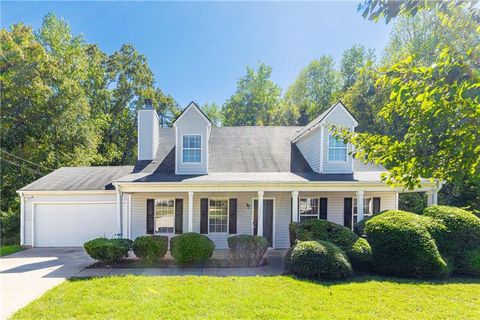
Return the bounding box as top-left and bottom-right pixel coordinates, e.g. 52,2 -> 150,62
115,187 -> 436,249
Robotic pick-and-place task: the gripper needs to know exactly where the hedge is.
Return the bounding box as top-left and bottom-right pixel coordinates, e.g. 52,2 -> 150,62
423,205 -> 480,275
365,210 -> 449,278
285,240 -> 353,279
170,233 -> 215,263
228,234 -> 269,267
84,238 -> 129,265
290,219 -> 372,270
133,236 -> 168,263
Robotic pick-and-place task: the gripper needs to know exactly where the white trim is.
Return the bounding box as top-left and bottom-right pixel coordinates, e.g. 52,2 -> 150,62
180,134 -> 203,165
20,192 -> 25,245
173,102 -> 212,126
350,124 -> 355,173
251,197 -> 276,249
117,189 -> 123,236
291,191 -> 299,222
188,191 -> 194,232
327,133 -> 348,163
395,192 -> 399,210
17,190 -> 116,195
128,194 -> 132,239
207,197 -> 230,235
319,125 -> 325,173
175,126 -> 178,174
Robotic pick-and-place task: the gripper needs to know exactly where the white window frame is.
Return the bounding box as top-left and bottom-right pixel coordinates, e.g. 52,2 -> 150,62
352,197 -> 373,226
208,198 -> 229,234
327,133 -> 348,162
155,198 -> 176,234
181,134 -> 202,164
299,197 -> 319,222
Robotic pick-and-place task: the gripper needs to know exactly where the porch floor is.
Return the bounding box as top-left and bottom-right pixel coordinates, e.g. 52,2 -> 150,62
74,249 -> 287,278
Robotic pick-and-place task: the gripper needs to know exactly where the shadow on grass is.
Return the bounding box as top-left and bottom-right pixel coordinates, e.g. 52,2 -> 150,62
288,273 -> 480,286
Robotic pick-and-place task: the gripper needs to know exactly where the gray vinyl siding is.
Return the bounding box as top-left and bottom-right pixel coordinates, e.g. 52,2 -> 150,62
129,191 -> 397,250
175,106 -> 210,175
296,130 -> 320,172
22,193 -> 118,246
322,126 -> 353,173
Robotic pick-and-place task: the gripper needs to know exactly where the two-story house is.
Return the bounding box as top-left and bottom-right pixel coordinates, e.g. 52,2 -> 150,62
18,101 -> 441,248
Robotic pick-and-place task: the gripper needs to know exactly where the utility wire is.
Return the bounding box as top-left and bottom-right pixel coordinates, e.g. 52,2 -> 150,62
0,149 -> 52,171
0,157 -> 46,176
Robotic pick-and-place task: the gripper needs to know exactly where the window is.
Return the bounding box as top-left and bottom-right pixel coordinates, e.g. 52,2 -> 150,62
328,134 -> 347,161
299,198 -> 319,222
182,135 -> 201,163
209,199 -> 228,233
155,199 -> 175,234
352,198 -> 372,225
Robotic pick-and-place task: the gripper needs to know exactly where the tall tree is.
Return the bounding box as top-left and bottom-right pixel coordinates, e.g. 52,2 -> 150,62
284,56 -> 339,125
341,2 -> 480,206
222,63 -> 281,126
201,102 -> 222,127
340,44 -> 376,91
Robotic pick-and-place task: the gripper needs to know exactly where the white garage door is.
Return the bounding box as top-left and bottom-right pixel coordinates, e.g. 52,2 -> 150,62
34,203 -> 117,247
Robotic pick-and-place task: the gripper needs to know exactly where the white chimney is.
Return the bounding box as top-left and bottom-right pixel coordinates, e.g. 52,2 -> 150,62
137,99 -> 159,160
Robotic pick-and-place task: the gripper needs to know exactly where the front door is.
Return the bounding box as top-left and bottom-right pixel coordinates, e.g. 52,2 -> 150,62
253,199 -> 274,246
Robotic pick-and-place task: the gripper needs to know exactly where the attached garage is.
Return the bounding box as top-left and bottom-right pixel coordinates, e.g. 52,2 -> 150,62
33,202 -> 117,247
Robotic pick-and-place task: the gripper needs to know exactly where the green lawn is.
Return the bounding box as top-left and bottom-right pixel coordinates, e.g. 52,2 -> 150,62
0,245 -> 22,256
11,275 -> 480,319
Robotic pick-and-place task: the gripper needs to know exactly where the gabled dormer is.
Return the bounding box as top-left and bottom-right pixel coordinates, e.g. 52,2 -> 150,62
292,101 -> 358,174
173,102 -> 212,175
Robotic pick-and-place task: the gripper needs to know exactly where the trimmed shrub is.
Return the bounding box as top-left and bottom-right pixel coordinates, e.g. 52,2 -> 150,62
112,238 -> 133,251
84,238 -> 129,265
228,234 -> 269,267
423,205 -> 480,275
285,240 -> 353,279
365,210 -> 449,278
170,232 -> 215,263
133,236 -> 168,263
291,219 -> 372,270
461,248 -> 480,276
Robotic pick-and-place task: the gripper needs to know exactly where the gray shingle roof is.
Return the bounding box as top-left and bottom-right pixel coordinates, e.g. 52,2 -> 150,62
20,126 -> 387,191
20,166 -> 134,191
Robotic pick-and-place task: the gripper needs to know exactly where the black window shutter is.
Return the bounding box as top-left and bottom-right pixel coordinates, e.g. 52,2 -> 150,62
200,198 -> 209,234
229,198 -> 237,234
175,199 -> 183,234
343,198 -> 353,229
146,199 -> 155,234
320,198 -> 328,220
373,197 -> 381,214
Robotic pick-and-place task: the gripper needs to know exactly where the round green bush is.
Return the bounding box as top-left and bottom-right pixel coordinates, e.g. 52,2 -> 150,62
133,236 -> 168,263
365,210 -> 449,278
423,205 -> 480,275
291,219 -> 372,270
170,232 -> 215,263
461,248 -> 480,276
84,237 -> 129,265
228,234 -> 269,266
112,238 -> 133,251
285,240 -> 353,279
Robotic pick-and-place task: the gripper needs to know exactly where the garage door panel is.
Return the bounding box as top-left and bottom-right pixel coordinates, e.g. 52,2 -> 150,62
35,203 -> 117,247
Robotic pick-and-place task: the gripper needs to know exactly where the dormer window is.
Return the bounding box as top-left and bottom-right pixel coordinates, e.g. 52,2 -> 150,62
328,134 -> 347,161
182,134 -> 202,163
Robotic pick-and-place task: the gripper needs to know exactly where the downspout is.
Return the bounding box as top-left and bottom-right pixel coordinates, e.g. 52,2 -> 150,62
19,191 -> 25,246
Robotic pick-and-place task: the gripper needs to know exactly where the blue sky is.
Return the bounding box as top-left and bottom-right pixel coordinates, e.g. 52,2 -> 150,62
1,1 -> 392,107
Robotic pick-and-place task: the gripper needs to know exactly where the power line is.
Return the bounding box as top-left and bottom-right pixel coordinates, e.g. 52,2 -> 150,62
1,158 -> 46,176
0,149 -> 52,171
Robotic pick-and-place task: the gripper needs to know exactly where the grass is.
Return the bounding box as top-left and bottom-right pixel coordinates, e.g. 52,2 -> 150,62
0,245 -> 22,256
11,275 -> 480,319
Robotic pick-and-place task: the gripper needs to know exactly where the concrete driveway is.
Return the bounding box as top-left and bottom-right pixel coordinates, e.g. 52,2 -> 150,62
0,248 -> 93,319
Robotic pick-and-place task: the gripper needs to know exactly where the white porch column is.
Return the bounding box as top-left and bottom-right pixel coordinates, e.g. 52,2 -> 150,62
292,191 -> 299,222
188,191 -> 194,232
116,188 -> 123,237
356,190 -> 365,222
427,190 -> 438,206
258,191 -> 264,236
395,192 -> 399,210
